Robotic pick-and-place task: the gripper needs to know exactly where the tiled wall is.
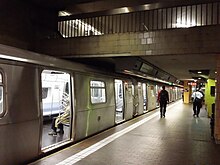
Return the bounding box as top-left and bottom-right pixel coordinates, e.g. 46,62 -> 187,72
37,25 -> 220,57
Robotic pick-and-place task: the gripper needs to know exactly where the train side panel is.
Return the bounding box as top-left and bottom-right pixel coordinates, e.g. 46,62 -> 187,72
0,45 -> 184,165
0,62 -> 40,165
73,73 -> 115,141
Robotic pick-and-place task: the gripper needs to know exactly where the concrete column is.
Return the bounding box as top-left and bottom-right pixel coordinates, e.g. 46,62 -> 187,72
215,56 -> 220,143
183,80 -> 190,103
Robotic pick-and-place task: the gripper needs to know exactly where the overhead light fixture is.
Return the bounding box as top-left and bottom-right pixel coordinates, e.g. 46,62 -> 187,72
59,11 -> 71,16
189,70 -> 209,76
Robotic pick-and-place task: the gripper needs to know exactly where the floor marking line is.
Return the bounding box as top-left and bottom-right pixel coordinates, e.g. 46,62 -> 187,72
56,101 -> 180,165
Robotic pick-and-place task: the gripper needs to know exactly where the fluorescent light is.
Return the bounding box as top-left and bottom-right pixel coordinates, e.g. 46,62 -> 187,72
0,54 -> 28,62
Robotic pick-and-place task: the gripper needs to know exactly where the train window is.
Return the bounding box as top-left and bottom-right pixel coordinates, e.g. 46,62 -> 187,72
41,70 -> 71,117
42,88 -> 49,99
64,82 -> 69,94
0,73 -> 4,116
90,80 -> 106,104
119,84 -> 122,98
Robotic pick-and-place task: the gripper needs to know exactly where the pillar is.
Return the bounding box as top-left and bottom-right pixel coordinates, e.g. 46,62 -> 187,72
205,79 -> 216,117
183,80 -> 191,103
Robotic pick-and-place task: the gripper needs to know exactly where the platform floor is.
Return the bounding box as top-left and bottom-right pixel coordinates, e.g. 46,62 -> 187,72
30,101 -> 220,165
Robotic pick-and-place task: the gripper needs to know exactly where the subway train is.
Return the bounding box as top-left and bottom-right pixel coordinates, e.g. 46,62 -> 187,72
0,44 -> 182,165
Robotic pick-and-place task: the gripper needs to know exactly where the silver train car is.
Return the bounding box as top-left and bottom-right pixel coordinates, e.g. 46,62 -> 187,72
0,44 -> 182,165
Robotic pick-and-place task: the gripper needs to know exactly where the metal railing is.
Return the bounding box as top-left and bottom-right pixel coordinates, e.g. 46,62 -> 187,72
58,2 -> 220,38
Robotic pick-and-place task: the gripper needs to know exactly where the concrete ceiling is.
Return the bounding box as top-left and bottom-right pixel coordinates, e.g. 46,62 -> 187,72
140,54 -> 218,81
74,53 -> 218,84
30,0 -> 218,14
29,0 -> 219,82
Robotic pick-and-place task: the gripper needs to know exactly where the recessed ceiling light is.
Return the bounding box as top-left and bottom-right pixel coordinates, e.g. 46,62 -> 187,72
197,71 -> 202,74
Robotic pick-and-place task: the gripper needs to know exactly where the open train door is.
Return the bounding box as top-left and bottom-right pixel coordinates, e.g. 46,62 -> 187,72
40,69 -> 73,151
114,79 -> 125,123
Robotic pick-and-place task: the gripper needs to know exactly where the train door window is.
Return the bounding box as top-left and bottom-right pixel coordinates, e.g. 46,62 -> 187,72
41,70 -> 72,150
155,85 -> 160,106
90,80 -> 106,104
142,83 -> 147,112
114,79 -> 124,123
131,84 -> 134,96
42,87 -> 49,99
0,72 -> 4,117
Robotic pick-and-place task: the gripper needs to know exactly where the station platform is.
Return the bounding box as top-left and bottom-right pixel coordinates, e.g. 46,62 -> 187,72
30,101 -> 220,165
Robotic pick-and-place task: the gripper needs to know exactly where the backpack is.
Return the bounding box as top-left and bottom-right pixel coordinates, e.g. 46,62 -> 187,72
195,97 -> 201,103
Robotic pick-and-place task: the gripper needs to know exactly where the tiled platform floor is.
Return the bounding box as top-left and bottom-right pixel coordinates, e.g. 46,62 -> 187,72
30,101 -> 220,165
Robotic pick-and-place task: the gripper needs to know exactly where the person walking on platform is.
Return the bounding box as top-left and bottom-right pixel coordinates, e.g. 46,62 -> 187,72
191,88 -> 203,117
158,86 -> 169,118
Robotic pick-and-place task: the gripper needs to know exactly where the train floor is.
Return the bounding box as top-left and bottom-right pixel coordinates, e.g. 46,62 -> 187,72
30,100 -> 220,165
42,122 -> 70,148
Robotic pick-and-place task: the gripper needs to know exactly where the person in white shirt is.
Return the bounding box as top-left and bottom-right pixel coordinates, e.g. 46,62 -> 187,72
191,88 -> 203,117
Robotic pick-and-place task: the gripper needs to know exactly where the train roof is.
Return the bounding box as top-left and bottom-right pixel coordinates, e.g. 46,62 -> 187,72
0,44 -> 107,74
0,44 -> 183,87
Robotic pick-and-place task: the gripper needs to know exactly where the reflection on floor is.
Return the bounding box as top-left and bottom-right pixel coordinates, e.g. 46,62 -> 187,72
42,121 -> 70,148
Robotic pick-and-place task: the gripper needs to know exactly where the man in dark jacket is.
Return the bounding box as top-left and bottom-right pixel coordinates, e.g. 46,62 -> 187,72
158,86 -> 169,118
